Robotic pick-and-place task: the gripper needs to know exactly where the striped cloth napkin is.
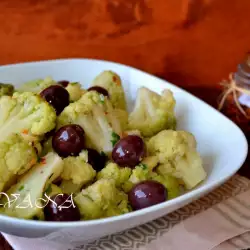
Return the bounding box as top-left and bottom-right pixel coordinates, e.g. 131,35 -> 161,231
3,174 -> 250,250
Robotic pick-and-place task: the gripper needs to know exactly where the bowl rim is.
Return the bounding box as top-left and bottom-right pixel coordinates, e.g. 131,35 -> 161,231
0,58 -> 248,229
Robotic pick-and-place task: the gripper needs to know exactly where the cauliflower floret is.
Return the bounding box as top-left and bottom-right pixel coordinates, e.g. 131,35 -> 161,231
120,129 -> 142,138
20,133 -> 43,156
141,156 -> 159,171
91,70 -> 127,110
18,77 -> 85,103
44,184 -> 62,197
73,194 -> 102,219
147,130 -> 189,162
97,162 -> 132,188
58,91 -> 126,154
97,163 -> 158,193
60,180 -> 82,194
128,87 -> 176,137
150,172 -> 180,199
158,151 -> 206,190
148,130 -> 207,189
118,163 -> 180,199
74,179 -> 130,220
178,130 -> 197,149
0,83 -> 14,97
65,82 -> 86,102
17,76 -> 56,93
62,151 -> 96,186
0,134 -> 38,192
0,92 -> 57,142
122,165 -> 151,192
41,137 -> 53,156
111,108 -> 129,132
96,160 -> 180,199
97,162 -> 158,192
1,152 -> 64,219
127,165 -> 150,184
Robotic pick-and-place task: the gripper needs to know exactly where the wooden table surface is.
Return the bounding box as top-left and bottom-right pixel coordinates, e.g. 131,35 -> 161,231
0,0 -> 250,249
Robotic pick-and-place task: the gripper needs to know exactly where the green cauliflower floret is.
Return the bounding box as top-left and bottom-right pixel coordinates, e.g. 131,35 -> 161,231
0,92 -> 57,142
17,76 -> 56,93
41,137 -> 53,156
1,152 -> 64,219
97,162 -> 159,192
60,180 -> 82,194
0,134 -> 38,192
112,108 -> 129,131
97,163 -> 155,193
119,163 -> 180,199
97,161 -> 180,199
0,83 -> 14,97
147,130 -> 197,162
74,179 -> 130,220
18,77 -> 85,102
122,165 -> 151,192
147,130 -> 207,189
62,151 -> 96,186
97,162 -> 155,192
91,70 -> 127,110
20,133 -> 43,156
44,183 -> 62,197
66,82 -> 86,102
128,87 -> 176,137
121,129 -> 141,138
150,172 -> 180,199
141,156 -> 159,171
127,165 -> 150,184
157,151 -> 206,190
58,91 -> 125,154
97,162 -> 132,188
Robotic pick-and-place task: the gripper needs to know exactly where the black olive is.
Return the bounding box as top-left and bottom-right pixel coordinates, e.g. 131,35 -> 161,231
57,80 -> 70,87
128,180 -> 167,210
112,135 -> 146,168
40,85 -> 70,115
52,125 -> 85,157
86,148 -> 106,172
44,193 -> 81,222
88,86 -> 109,97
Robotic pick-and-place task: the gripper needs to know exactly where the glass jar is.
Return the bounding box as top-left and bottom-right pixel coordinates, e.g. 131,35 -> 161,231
234,53 -> 250,90
219,54 -> 250,141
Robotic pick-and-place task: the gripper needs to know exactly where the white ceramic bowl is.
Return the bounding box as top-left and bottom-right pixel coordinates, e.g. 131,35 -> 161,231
0,59 -> 248,241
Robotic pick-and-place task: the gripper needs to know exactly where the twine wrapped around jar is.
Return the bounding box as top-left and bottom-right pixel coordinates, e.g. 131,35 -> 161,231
218,73 -> 250,140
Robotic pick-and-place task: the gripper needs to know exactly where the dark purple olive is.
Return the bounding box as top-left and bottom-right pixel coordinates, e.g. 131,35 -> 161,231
87,86 -> 109,97
86,148 -> 106,172
52,125 -> 85,157
40,85 -> 70,115
44,193 -> 81,222
128,180 -> 167,211
58,80 -> 70,87
112,135 -> 145,168
53,177 -> 62,186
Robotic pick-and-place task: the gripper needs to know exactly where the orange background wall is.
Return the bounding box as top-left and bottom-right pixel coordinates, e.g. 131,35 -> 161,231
0,0 -> 249,89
